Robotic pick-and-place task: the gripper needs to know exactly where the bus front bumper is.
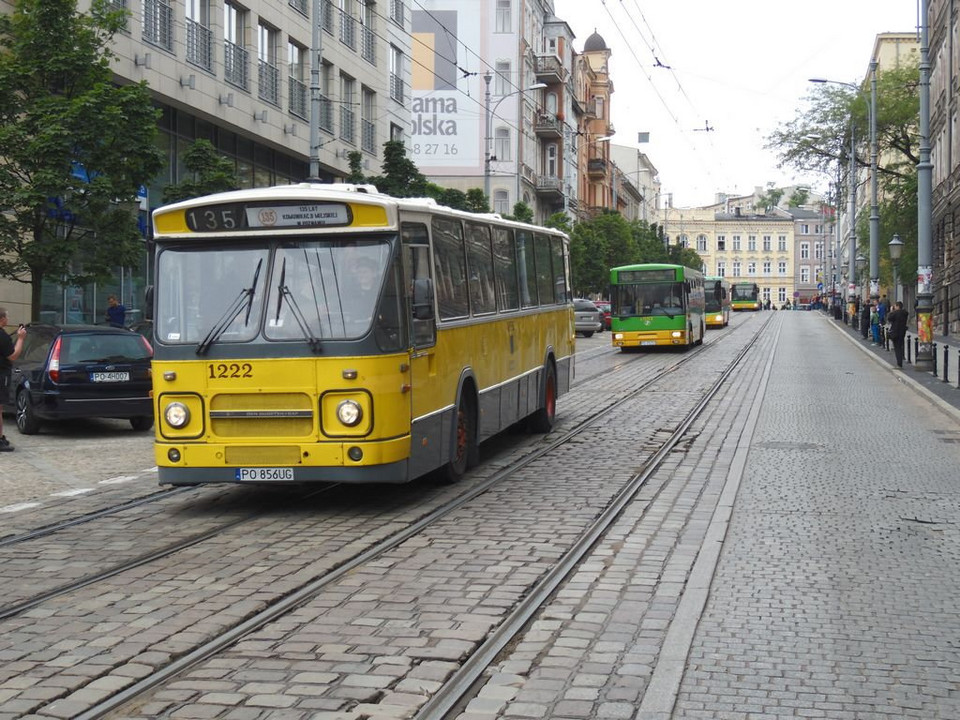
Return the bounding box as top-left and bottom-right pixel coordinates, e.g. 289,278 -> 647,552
612,330 -> 688,348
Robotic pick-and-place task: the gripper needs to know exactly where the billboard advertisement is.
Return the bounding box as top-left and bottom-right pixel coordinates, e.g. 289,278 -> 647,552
411,2 -> 483,171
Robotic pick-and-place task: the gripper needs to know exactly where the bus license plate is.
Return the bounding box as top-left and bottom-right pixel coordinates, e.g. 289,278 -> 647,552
641,341 -> 656,346
235,467 -> 295,482
92,371 -> 130,382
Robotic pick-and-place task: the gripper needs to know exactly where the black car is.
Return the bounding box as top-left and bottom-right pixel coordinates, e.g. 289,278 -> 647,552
4,324 -> 154,434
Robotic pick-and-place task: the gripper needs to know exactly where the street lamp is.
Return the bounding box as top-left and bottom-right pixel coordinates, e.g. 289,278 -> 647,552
810,73 -> 879,311
888,233 -> 903,305
483,75 -> 547,201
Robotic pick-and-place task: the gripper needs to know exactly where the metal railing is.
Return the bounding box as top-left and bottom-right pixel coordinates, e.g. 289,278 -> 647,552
319,94 -> 334,133
142,0 -> 173,51
361,118 -> 376,153
361,25 -> 375,64
390,72 -> 404,103
258,60 -> 279,105
288,77 -> 307,119
224,40 -> 249,90
185,18 -> 213,72
340,106 -> 355,143
340,10 -> 356,49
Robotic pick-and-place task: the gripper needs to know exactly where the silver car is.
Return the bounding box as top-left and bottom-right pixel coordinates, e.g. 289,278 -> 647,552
573,298 -> 603,337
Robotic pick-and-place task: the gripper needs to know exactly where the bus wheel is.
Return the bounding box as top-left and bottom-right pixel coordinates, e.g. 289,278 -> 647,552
528,363 -> 557,433
444,395 -> 476,483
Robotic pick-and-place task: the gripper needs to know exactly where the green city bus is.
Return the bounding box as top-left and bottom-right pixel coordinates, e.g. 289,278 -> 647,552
730,281 -> 761,311
609,263 -> 705,350
704,276 -> 731,327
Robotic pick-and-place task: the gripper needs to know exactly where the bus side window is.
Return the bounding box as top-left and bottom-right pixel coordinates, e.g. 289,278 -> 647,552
402,222 -> 436,348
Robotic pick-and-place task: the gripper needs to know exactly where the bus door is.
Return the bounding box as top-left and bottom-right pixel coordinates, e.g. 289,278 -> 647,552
402,222 -> 439,474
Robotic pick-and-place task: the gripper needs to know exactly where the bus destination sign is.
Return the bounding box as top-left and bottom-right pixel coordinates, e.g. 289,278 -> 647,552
618,269 -> 676,283
185,202 -> 352,232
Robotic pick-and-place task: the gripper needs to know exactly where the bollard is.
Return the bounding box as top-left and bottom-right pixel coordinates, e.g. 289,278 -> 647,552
933,343 -> 938,377
907,335 -> 913,364
944,345 -> 950,383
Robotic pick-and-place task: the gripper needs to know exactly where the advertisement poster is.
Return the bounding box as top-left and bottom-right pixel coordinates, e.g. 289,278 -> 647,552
410,2 -> 482,170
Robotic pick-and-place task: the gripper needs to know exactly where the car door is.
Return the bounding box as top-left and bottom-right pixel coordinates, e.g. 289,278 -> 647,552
11,327 -> 56,402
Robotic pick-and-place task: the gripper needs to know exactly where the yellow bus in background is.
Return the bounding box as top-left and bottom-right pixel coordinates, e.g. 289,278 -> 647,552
149,184 -> 574,485
704,276 -> 730,328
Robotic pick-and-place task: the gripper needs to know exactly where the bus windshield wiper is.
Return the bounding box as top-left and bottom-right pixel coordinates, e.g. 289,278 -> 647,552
274,258 -> 322,353
196,259 -> 263,356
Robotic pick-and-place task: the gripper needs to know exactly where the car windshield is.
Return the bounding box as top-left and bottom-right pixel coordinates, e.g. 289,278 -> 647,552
156,239 -> 393,346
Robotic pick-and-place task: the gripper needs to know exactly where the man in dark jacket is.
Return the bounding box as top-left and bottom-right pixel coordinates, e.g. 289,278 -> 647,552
887,300 -> 909,368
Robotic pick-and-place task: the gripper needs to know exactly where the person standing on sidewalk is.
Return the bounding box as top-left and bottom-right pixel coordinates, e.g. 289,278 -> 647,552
887,300 -> 909,368
870,304 -> 881,345
0,307 -> 26,451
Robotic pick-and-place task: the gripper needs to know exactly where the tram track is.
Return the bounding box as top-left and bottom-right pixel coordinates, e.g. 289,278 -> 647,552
60,314 -> 773,720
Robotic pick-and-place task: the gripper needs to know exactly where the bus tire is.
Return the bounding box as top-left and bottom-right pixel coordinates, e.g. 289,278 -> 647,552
444,392 -> 477,483
528,362 -> 557,433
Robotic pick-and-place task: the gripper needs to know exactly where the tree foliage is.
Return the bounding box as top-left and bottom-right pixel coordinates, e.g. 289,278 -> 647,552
0,0 -> 164,318
162,140 -> 240,204
766,61 -> 920,283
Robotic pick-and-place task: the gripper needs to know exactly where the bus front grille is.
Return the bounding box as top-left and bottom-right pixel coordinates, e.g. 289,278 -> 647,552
210,392 -> 314,437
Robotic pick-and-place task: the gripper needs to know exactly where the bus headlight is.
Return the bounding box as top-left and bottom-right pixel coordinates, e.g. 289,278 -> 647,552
671,331 -> 683,338
613,333 -> 624,341
164,401 -> 190,428
337,399 -> 363,426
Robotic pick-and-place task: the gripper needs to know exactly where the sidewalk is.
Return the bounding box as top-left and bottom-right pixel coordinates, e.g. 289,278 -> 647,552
824,307 -> 960,419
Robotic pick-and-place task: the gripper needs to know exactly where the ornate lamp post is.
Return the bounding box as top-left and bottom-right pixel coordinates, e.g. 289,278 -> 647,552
483,75 -> 546,202
888,233 -> 903,305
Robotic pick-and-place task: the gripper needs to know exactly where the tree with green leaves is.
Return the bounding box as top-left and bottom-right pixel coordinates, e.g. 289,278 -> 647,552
464,188 -> 489,213
162,140 -> 240,204
767,61 -> 920,285
508,201 -> 534,224
366,140 -> 429,198
345,150 -> 366,185
0,0 -> 164,319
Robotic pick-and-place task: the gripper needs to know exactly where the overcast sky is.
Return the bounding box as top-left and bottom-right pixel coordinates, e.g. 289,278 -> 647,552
552,0 -> 918,208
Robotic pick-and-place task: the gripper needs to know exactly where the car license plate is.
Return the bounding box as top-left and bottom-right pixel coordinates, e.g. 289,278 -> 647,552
641,340 -> 656,346
91,371 -> 130,382
235,467 -> 295,482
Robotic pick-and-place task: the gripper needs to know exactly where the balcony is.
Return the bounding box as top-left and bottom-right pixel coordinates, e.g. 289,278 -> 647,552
534,112 -> 562,139
587,157 -> 607,178
534,53 -> 567,84
535,175 -> 564,203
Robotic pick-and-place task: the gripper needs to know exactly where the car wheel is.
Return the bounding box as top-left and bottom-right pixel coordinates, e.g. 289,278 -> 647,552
582,331 -> 594,338
15,390 -> 41,435
130,416 -> 154,432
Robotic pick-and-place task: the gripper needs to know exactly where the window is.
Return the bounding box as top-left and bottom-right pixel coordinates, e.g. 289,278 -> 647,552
224,3 -> 248,89
697,235 -> 707,252
815,224 -> 823,234
546,143 -> 557,176
800,224 -> 809,234
594,96 -> 605,121
495,0 -> 511,32
801,266 -> 810,283
494,61 -> 510,96
288,42 -> 308,119
762,235 -> 771,251
339,0 -> 356,49
679,234 -> 688,249
762,287 -> 771,303
340,74 -> 355,144
732,261 -> 741,277
185,0 -> 212,70
778,261 -> 787,276
492,226 -> 519,311
800,242 -> 810,260
319,62 -> 334,132
258,23 -> 279,105
360,0 -> 375,63
747,262 -> 756,276
494,127 -> 511,162
732,235 -> 741,251
361,88 -> 376,153
390,122 -> 403,143
717,235 -> 726,251
465,223 -> 497,315
143,0 -> 174,51
493,190 -> 509,215
778,287 -> 786,303
390,0 -> 403,26
747,235 -> 756,251
390,46 -> 404,103
815,242 -> 823,260
762,261 -> 771,276
716,261 -> 725,277
432,217 -> 469,320
778,235 -> 787,251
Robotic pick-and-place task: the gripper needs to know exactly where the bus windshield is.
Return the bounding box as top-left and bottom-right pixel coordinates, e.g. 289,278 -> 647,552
156,238 -> 394,346
616,282 -> 685,317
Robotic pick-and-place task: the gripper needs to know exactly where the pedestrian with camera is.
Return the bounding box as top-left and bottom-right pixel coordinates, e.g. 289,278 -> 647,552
0,307 -> 26,451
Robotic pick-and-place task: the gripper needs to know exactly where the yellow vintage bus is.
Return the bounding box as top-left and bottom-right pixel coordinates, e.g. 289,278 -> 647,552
148,183 -> 574,485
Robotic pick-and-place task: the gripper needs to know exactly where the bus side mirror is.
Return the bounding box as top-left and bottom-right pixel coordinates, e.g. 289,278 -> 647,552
413,277 -> 435,320
144,286 -> 154,320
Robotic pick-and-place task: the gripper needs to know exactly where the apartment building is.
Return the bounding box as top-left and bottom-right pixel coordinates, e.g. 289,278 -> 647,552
664,201 -> 797,308
1,0 -> 412,321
